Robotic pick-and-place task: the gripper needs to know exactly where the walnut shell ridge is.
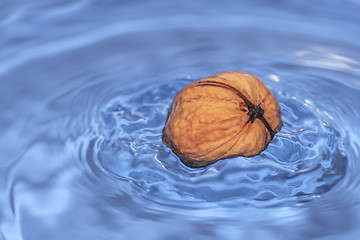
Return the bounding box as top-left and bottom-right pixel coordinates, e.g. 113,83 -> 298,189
162,71 -> 283,168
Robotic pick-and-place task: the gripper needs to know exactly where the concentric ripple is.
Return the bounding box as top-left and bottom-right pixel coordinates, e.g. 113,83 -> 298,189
96,71 -> 348,207
2,1 -> 360,239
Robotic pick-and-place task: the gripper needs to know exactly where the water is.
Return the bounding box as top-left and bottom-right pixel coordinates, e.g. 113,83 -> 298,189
1,1 -> 360,239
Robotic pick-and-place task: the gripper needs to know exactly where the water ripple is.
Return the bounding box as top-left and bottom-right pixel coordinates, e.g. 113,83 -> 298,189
94,71 -> 349,208
2,2 -> 360,239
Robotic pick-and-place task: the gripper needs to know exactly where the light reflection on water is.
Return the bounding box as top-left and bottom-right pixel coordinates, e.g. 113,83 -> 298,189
1,1 -> 360,239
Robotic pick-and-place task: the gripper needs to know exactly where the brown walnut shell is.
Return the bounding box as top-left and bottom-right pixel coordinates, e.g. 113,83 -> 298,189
162,71 -> 283,168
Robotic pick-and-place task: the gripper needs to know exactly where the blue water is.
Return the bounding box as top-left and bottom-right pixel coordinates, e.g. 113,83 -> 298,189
1,1 -> 360,239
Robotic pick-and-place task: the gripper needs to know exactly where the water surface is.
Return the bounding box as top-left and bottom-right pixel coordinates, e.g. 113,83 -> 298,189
1,1 -> 360,239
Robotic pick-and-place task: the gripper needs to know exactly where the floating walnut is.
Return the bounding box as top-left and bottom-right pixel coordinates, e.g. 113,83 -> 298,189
162,71 -> 283,168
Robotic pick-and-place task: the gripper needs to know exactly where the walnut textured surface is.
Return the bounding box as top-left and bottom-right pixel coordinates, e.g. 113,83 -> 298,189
162,71 -> 283,168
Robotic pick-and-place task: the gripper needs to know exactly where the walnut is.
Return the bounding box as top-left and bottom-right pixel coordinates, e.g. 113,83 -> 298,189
162,71 -> 283,168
